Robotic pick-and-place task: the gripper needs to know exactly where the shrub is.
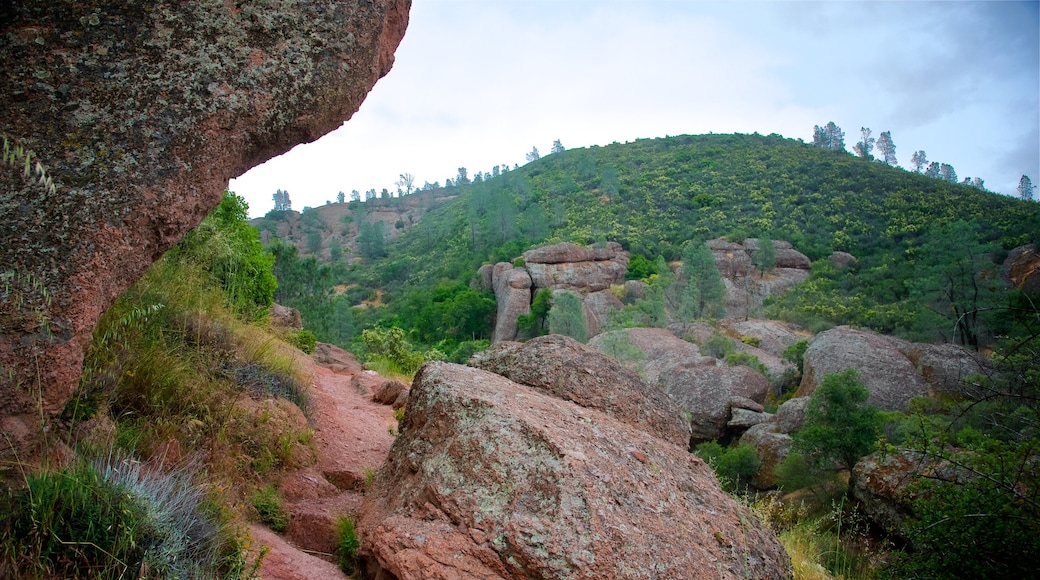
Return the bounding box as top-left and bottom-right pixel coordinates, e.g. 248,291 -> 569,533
284,328 -> 316,354
695,442 -> 761,492
701,331 -> 734,359
250,485 -> 288,533
794,369 -> 881,472
782,339 -> 810,375
335,516 -> 360,575
724,351 -> 771,377
739,335 -> 762,347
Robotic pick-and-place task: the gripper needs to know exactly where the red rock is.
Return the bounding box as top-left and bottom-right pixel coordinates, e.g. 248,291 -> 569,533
358,362 -> 792,579
0,0 -> 411,460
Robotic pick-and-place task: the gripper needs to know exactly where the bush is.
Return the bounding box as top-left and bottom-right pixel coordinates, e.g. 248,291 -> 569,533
701,331 -> 734,359
794,369 -> 881,472
695,442 -> 761,492
285,329 -> 316,354
250,485 -> 288,533
724,351 -> 771,378
1,454 -> 234,579
336,516 -> 360,575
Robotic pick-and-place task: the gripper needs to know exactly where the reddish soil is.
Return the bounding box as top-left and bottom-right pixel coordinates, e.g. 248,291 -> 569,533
253,361 -> 397,579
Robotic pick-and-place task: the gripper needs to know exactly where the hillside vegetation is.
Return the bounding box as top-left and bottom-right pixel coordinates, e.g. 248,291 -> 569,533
264,133 -> 1039,354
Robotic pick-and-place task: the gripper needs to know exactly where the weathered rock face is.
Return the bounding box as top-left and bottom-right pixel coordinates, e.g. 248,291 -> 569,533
358,362 -> 792,579
739,423 -> 792,490
483,242 -> 629,342
313,342 -> 364,375
589,327 -> 713,384
797,326 -> 980,411
707,238 -> 811,318
660,364 -> 771,443
0,0 -> 410,458
271,303 -> 304,330
722,319 -> 808,358
469,335 -> 691,447
1003,243 -> 1040,294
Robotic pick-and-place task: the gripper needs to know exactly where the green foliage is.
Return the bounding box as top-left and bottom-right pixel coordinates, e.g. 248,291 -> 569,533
250,485 -> 288,533
675,242 -> 726,321
754,237 -> 776,273
695,442 -> 762,492
335,516 -> 360,576
284,328 -> 316,354
547,290 -> 588,343
1,454 -> 236,579
626,253 -> 657,280
724,350 -> 770,377
517,288 -> 552,337
701,331 -> 735,359
361,327 -> 441,376
782,339 -> 809,375
794,369 -> 881,471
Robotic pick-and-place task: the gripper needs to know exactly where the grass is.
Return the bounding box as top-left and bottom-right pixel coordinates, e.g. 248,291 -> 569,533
336,516 -> 360,576
249,485 -> 289,533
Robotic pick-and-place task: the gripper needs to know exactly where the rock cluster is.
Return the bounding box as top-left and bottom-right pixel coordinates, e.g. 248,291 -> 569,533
358,358 -> 792,579
707,238 -> 811,318
478,242 -> 628,342
796,325 -> 986,411
0,0 -> 410,460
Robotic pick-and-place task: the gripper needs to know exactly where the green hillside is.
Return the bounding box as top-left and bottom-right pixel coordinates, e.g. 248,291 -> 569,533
279,133 -> 1037,353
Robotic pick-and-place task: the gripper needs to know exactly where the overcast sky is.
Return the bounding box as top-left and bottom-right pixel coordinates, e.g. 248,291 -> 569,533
229,0 -> 1040,217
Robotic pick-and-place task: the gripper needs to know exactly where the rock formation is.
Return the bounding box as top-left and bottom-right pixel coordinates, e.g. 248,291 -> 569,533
469,335 -> 691,447
707,238 -> 811,318
796,326 -> 985,411
479,242 -> 628,342
358,361 -> 792,579
1002,243 -> 1040,294
0,1 -> 410,459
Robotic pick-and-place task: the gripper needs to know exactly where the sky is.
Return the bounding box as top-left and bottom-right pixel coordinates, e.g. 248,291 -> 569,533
229,0 -> 1040,217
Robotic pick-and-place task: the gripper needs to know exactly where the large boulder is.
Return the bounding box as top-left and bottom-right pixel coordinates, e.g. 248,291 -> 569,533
739,423 -> 793,490
588,327 -> 713,385
0,0 -> 410,459
851,449 -> 964,535
796,326 -> 930,411
358,362 -> 792,579
897,342 -> 988,394
1002,243 -> 1040,294
469,335 -> 690,447
659,364 -> 770,442
722,319 -> 809,358
581,289 -> 623,337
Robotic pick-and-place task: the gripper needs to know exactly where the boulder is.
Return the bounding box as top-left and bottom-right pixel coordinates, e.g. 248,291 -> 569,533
829,251 -> 858,268
469,335 -> 691,447
659,364 -> 770,443
723,319 -> 809,358
373,380 -> 409,409
775,397 -> 810,434
588,327 -> 713,385
1002,243 -> 1040,293
739,423 -> 793,490
271,304 -> 304,330
525,260 -> 628,293
358,362 -> 792,579
897,342 -> 988,394
728,408 -> 773,429
312,343 -> 364,374
796,326 -> 930,411
0,0 -> 410,459
475,263 -> 495,292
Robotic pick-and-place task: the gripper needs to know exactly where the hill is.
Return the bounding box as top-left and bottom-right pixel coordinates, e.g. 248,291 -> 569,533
265,132 -> 1039,351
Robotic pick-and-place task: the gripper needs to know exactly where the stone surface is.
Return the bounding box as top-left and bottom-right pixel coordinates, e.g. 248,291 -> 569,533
723,319 -> 809,358
897,342 -> 988,394
829,251 -> 858,268
1002,243 -> 1040,293
373,379 -> 409,409
491,265 -> 532,343
470,335 -> 691,447
728,408 -> 773,429
581,289 -> 624,337
358,362 -> 792,580
739,423 -> 793,490
271,303 -> 304,329
588,327 -> 713,385
796,326 -> 930,411
0,0 -> 410,459
706,238 -> 811,318
313,342 -> 365,374
659,364 -> 771,442
775,396 -> 810,434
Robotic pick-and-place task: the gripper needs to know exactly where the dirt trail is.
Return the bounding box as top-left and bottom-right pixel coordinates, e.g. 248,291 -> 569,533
253,354 -> 398,579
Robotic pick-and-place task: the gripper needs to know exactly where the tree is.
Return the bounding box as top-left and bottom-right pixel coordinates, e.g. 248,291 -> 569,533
794,369 -> 881,472
350,189 -> 361,202
336,191 -> 345,204
525,146 -> 541,162
910,150 -> 928,173
972,177 -> 985,190
812,125 -> 828,148
675,242 -> 726,322
754,237 -> 776,274
456,167 -> 470,186
940,163 -> 957,183
852,127 -> 874,160
1019,175 -> 1035,201
272,189 -> 292,211
395,172 -> 415,196
357,220 -> 387,259
876,130 -> 897,166
517,288 -> 552,337
551,139 -> 565,154
909,220 -> 1001,350
925,161 -> 941,178
547,290 -> 587,342
812,122 -> 845,151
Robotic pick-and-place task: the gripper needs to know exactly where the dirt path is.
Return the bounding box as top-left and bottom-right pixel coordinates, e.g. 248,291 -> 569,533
253,352 -> 398,579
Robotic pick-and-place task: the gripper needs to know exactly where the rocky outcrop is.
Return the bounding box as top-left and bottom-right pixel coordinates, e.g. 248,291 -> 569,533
469,335 -> 691,447
722,319 -> 808,358
739,423 -> 792,490
271,303 -> 304,330
589,327 -> 712,384
660,364 -> 771,443
1003,243 -> 1040,293
358,361 -> 792,579
313,343 -> 365,375
707,238 -> 811,318
796,326 -> 983,411
372,380 -> 409,409
0,1 -> 410,459
482,242 -> 629,342
829,251 -> 858,268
